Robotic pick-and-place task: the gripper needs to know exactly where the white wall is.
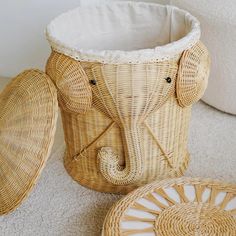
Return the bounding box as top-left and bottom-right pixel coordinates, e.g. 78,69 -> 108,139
0,0 -> 169,78
0,0 -> 84,78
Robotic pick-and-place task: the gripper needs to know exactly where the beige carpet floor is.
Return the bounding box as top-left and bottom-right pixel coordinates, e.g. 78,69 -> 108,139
0,77 -> 236,235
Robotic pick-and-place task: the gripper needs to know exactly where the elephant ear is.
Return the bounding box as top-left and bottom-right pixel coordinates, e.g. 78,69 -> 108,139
176,41 -> 210,107
46,51 -> 92,114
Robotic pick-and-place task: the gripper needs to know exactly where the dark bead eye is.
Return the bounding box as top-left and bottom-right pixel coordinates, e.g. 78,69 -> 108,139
90,79 -> 97,85
165,77 -> 172,83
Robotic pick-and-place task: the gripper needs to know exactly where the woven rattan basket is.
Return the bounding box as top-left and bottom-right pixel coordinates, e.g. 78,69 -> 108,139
0,1 -> 211,215
46,1 -> 210,193
102,177 -> 236,235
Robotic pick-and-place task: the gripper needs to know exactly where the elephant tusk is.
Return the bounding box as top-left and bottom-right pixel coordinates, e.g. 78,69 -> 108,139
72,121 -> 115,161
144,121 -> 173,168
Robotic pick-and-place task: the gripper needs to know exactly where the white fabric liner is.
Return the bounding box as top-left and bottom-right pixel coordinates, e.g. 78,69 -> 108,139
46,1 -> 201,64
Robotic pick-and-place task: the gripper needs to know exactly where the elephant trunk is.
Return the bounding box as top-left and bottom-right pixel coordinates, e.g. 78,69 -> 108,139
98,123 -> 144,185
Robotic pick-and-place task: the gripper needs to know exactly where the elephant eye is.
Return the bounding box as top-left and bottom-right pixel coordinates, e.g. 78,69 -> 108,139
90,79 -> 97,85
165,77 -> 172,83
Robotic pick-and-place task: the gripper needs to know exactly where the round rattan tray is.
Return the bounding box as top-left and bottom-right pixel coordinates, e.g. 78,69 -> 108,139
102,177 -> 236,235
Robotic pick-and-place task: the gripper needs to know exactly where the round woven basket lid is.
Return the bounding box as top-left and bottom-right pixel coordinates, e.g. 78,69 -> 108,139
102,177 -> 236,235
0,70 -> 58,215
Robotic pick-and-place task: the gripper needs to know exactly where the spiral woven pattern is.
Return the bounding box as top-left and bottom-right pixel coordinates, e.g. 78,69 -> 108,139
176,41 -> 210,107
155,203 -> 236,235
0,70 -> 58,215
102,177 -> 236,235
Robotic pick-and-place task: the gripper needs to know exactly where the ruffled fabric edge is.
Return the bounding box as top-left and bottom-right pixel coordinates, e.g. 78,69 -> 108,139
46,1 -> 201,64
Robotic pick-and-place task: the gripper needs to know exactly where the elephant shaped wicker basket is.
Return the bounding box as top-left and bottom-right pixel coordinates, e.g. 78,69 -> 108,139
45,2 -> 210,193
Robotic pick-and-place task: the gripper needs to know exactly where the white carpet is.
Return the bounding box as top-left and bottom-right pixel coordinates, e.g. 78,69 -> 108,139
0,77 -> 235,235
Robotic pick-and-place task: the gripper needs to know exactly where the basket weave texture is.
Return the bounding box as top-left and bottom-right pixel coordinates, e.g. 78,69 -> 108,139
102,177 -> 236,235
46,41 -> 210,193
0,70 -> 58,215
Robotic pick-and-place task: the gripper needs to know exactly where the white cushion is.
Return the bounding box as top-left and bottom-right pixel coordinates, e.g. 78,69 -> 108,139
170,0 -> 236,115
